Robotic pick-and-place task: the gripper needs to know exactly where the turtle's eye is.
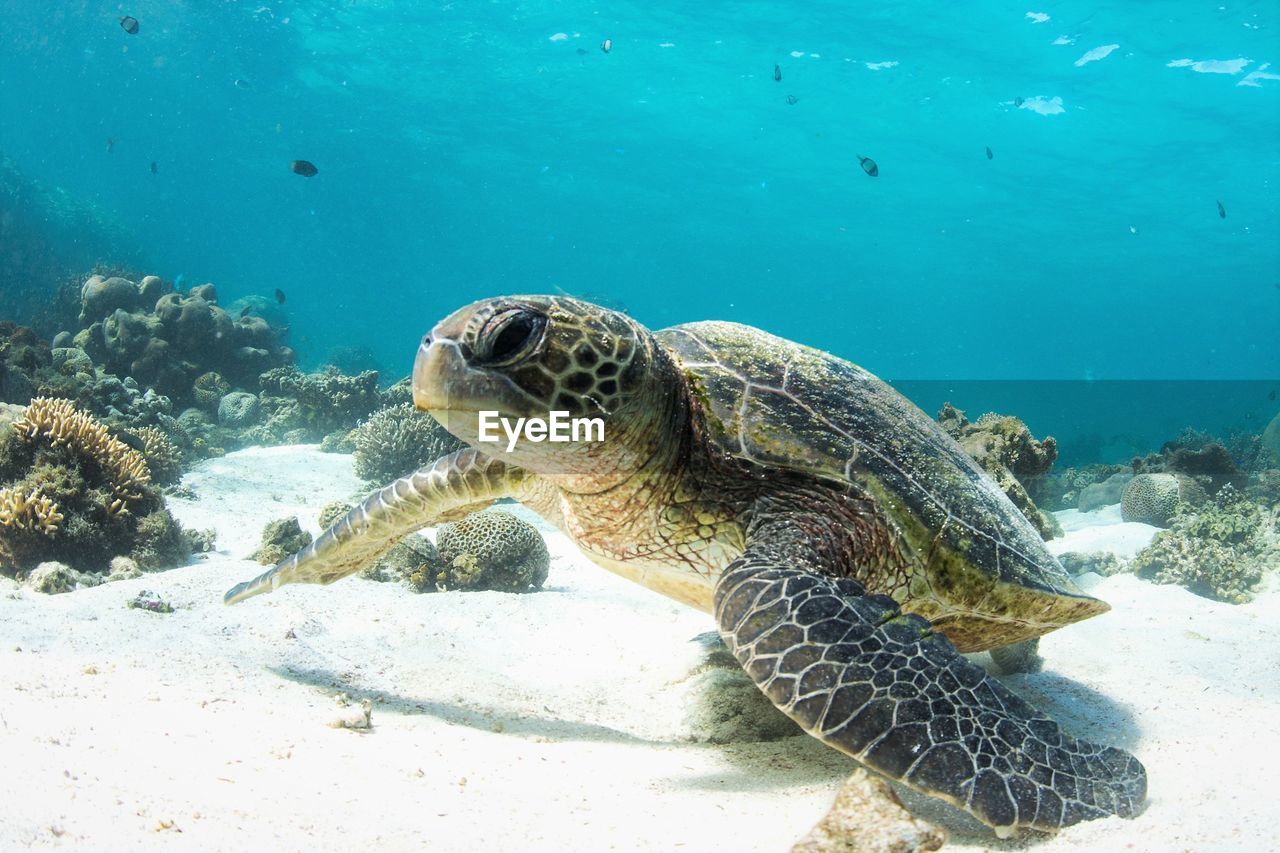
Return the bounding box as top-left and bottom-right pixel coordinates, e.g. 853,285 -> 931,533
478,308 -> 545,367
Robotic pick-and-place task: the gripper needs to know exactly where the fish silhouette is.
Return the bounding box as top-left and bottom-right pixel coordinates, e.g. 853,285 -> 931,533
857,155 -> 878,177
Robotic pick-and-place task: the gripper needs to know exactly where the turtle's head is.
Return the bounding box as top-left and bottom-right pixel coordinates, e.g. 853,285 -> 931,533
414,296 -> 684,489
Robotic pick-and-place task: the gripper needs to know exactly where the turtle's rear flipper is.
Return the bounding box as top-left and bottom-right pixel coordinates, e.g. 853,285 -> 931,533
713,523 -> 1146,835
224,449 -> 526,605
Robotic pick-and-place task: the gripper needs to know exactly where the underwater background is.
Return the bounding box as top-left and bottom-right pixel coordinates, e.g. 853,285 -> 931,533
0,0 -> 1276,463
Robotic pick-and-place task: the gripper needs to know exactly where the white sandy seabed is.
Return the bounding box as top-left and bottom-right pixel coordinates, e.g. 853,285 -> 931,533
1,446 -> 1277,851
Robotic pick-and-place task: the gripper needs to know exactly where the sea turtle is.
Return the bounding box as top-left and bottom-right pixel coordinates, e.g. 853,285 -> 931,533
226,296 -> 1145,835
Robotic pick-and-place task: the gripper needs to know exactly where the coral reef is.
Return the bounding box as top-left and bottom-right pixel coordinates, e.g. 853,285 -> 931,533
1130,487 -> 1278,603
1164,442 -> 1247,496
63,275 -> 293,402
1249,469 -> 1280,507
253,516 -> 312,565
351,403 -> 466,484
1120,472 -> 1204,527
936,403 -> 1060,539
434,511 -> 550,592
250,366 -> 384,444
0,398 -> 196,576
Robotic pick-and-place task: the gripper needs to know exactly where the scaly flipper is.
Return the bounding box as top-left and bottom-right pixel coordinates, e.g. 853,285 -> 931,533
224,449 -> 528,605
713,516 -> 1146,835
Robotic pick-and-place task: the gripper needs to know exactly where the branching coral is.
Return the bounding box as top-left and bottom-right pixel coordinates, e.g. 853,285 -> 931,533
0,397 -> 195,576
351,403 -> 466,484
132,426 -> 184,486
0,486 -> 63,534
14,397 -> 150,503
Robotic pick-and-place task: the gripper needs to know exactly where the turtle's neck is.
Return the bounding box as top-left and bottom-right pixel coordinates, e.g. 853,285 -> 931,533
546,335 -> 692,496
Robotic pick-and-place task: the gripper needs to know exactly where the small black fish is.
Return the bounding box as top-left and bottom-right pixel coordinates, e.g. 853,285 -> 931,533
106,137 -> 115,153
1217,200 -> 1226,219
1269,389 -> 1277,401
986,146 -> 993,160
773,64 -> 782,82
150,160 -> 158,174
115,431 -> 145,453
576,47 -> 587,55
274,288 -> 286,304
120,15 -> 139,35
291,159 -> 318,177
1014,97 -> 1024,107
786,94 -> 798,105
856,155 -> 878,178
601,38 -> 612,53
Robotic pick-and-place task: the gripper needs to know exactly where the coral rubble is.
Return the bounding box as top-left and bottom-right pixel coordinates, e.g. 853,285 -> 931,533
253,516 -> 313,565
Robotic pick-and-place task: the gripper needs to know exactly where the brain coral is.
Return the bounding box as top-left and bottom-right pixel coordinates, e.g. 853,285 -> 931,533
1121,473 -> 1185,527
435,510 -> 550,592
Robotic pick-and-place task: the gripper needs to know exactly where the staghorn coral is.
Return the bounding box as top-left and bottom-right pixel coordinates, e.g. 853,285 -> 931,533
1130,487 -> 1278,603
434,510 -> 549,592
0,398 -> 195,576
0,486 -> 64,535
15,397 -> 150,504
351,403 -> 466,484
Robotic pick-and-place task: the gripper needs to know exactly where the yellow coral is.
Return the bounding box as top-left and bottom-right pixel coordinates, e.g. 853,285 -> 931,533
14,398 -> 151,502
0,487 -> 64,535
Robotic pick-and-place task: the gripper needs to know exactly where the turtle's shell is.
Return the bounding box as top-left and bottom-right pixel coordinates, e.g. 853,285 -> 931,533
657,321 -> 1104,650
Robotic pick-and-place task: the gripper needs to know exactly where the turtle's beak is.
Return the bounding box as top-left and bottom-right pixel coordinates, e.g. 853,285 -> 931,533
412,319 -> 514,441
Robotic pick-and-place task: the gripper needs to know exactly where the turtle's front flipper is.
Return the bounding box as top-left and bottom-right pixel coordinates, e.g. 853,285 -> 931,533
224,449 -> 527,605
713,519 -> 1146,835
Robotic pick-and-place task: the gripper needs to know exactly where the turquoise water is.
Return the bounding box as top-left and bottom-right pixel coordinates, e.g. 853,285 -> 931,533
0,2 -> 1276,454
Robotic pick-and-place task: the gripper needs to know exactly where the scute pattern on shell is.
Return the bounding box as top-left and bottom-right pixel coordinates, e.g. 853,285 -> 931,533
436,510 -> 549,592
656,322 -> 1076,599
